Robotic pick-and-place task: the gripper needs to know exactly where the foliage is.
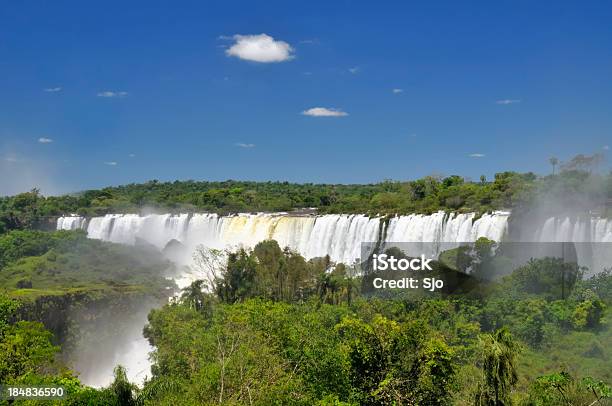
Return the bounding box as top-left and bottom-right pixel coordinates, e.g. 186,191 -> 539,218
5,171 -> 607,232
0,229 -> 82,270
0,230 -> 175,301
0,318 -> 59,382
0,215 -> 610,406
140,298 -> 457,405
474,328 -> 520,406
525,371 -> 612,405
508,258 -> 582,301
194,240 -> 342,306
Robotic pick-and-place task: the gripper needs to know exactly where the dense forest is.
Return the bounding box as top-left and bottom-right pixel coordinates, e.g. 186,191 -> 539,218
0,233 -> 611,404
1,168 -> 611,235
0,166 -> 610,404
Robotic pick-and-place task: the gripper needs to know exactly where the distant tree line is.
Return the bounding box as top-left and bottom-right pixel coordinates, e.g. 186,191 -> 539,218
2,169 -> 610,235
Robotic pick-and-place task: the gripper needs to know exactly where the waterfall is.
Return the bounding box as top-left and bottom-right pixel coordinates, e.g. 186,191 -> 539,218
384,211 -> 509,245
57,211 -> 511,265
55,210 -> 610,387
382,211 -> 510,257
533,216 -> 612,243
528,215 -> 612,277
56,210 -> 611,274
56,215 -> 87,231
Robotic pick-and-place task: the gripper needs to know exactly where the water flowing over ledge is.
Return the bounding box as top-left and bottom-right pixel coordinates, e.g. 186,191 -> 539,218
56,211 -> 612,268
56,211 -> 516,264
55,211 -> 611,387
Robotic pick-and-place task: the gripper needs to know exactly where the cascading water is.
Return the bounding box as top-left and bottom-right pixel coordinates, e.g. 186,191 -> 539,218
56,210 -> 611,387
56,215 -> 87,231
57,211 -> 509,265
527,215 -> 612,277
57,210 -> 612,275
382,211 -> 510,257
532,216 -> 612,243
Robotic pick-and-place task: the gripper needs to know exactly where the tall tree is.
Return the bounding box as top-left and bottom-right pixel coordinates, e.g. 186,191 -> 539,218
474,328 -> 520,406
549,157 -> 559,175
180,280 -> 207,311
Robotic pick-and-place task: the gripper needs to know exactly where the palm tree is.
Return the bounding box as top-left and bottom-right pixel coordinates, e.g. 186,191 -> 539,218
474,328 -> 520,405
549,157 -> 559,175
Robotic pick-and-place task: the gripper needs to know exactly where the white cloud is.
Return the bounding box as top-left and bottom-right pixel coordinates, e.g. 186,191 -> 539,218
603,145 -> 609,151
469,153 -> 485,158
392,88 -> 403,94
225,34 -> 294,63
44,87 -> 62,92
128,153 -> 136,157
38,137 -> 53,144
496,99 -> 521,105
348,67 -> 359,74
104,161 -> 118,166
299,39 -> 317,44
235,143 -> 255,148
302,107 -> 348,117
97,91 -> 128,98
3,155 -> 19,163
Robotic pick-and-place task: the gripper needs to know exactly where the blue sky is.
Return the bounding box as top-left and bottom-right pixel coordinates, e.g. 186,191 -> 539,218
1,0 -> 611,195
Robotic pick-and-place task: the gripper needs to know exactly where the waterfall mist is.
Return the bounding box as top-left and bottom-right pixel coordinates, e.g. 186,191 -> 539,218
66,299 -> 158,388
56,207 -> 610,387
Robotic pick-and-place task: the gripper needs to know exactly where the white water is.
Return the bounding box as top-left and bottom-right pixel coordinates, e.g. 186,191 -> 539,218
57,211 -> 511,265
529,215 -> 612,278
383,211 -> 510,257
533,216 -> 612,243
56,210 -> 611,387
56,215 -> 87,231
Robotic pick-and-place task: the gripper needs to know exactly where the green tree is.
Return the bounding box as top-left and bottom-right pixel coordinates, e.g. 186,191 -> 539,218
474,328 -> 520,406
0,320 -> 59,382
180,279 -> 212,314
216,249 -> 258,303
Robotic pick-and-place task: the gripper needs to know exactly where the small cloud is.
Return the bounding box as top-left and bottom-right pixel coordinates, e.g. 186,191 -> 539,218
43,87 -> 62,92
348,67 -> 360,74
303,71 -> 313,76
235,143 -> 255,148
409,133 -> 417,137
603,145 -> 609,151
104,161 -> 118,166
128,153 -> 136,158
97,91 -> 128,98
496,99 -> 521,105
299,39 -> 317,44
302,107 -> 348,117
225,34 -> 294,63
3,155 -> 19,163
38,137 -> 53,144
469,153 -> 485,158
392,88 -> 403,94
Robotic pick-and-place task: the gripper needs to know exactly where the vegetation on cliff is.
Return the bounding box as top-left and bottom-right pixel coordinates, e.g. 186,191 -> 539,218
0,165 -> 610,404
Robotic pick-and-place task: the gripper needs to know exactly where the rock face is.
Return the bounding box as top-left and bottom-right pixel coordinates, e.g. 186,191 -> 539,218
162,239 -> 188,264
